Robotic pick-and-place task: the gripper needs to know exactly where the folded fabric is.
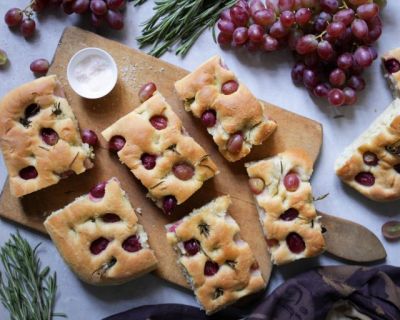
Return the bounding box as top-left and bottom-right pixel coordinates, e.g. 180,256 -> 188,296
103,265 -> 400,320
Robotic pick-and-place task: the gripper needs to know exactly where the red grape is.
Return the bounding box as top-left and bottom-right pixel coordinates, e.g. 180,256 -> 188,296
343,87 -> 357,105
295,8 -> 312,25
232,27 -> 248,45
253,9 -> 275,26
230,6 -> 249,27
263,35 -> 279,51
278,0 -> 295,11
317,40 -> 333,60
107,0 -> 125,10
354,46 -> 373,67
4,8 -> 23,27
81,129 -> 98,146
91,13 -> 103,27
248,24 -> 264,43
337,53 -> 353,70
30,59 -> 49,74
269,20 -> 289,39
357,3 -> 379,21
333,8 -> 355,26
139,82 -> 157,102
217,19 -> 235,35
303,69 -> 318,89
327,21 -> 346,37
280,10 -> 295,28
106,10 -> 124,30
90,0 -> 108,16
20,19 -> 36,38
320,0 -> 339,14
313,83 -> 331,97
217,32 -> 232,45
291,62 -> 306,84
329,68 -> 346,87
328,88 -> 345,106
296,35 -> 318,55
351,19 -> 368,39
347,75 -> 366,91
72,0 -> 90,14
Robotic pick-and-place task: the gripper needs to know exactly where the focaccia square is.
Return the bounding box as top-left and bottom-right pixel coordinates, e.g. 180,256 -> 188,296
246,150 -> 325,265
382,47 -> 400,98
174,55 -> 277,162
335,99 -> 400,201
0,75 -> 94,197
44,178 -> 158,285
166,196 -> 266,315
102,91 -> 218,215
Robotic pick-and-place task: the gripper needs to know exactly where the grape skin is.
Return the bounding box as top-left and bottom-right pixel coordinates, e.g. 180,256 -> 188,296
217,0 -> 382,107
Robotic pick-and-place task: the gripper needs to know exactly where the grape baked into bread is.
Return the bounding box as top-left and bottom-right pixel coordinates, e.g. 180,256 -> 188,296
246,149 -> 325,265
335,99 -> 400,201
166,196 -> 266,315
382,47 -> 400,98
0,75 -> 94,197
102,91 -> 218,215
174,56 -> 277,162
44,178 -> 158,285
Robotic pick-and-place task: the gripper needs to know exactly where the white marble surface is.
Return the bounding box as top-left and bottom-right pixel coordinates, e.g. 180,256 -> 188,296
0,1 -> 399,319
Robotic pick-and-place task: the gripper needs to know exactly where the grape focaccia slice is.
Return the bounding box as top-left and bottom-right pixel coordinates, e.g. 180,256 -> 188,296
246,150 -> 325,265
335,99 -> 400,201
44,178 -> 158,285
0,75 -> 94,197
102,91 -> 218,215
166,196 -> 265,315
382,47 -> 400,98
174,55 -> 277,162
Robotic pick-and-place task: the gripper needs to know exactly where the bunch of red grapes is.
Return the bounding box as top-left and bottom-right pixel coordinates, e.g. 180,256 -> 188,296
217,0 -> 384,107
4,0 -> 126,38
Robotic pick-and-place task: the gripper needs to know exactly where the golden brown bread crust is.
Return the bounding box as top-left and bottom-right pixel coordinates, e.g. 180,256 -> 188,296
166,196 -> 266,315
246,149 -> 325,265
44,178 -> 158,285
174,56 -> 277,162
382,48 -> 400,98
335,99 -> 400,201
101,91 -> 218,208
0,75 -> 94,197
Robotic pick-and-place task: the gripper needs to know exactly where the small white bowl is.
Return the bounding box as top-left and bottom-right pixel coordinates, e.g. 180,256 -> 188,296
67,47 -> 118,99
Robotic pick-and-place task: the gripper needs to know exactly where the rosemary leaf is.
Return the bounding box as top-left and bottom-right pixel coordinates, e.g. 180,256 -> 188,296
0,233 -> 66,320
137,0 -> 237,57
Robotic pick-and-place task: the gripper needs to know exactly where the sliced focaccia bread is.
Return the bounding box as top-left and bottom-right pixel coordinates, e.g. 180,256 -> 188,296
382,48 -> 400,98
0,75 -> 94,197
102,89 -> 218,215
246,150 -> 325,265
44,178 -> 158,285
166,196 -> 266,315
174,55 -> 277,162
335,99 -> 400,201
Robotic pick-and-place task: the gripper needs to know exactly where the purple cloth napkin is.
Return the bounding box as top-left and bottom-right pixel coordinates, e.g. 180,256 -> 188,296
103,265 -> 400,320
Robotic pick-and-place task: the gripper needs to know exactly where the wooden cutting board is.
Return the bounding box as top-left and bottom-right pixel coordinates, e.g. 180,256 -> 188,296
0,27 -> 322,289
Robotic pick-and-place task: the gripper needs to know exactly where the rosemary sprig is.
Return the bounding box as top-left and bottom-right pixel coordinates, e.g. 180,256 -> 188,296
137,0 -> 237,57
0,233 -> 66,320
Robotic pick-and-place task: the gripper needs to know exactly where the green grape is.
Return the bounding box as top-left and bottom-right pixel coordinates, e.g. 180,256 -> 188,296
0,49 -> 7,66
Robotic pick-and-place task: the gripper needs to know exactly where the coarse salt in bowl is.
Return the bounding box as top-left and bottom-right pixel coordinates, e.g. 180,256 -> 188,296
67,47 -> 118,99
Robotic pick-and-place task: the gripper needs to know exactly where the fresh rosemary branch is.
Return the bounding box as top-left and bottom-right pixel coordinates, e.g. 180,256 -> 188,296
137,0 -> 237,57
0,233 -> 66,320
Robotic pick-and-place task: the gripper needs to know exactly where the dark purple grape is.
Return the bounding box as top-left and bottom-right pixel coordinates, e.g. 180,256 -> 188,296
90,181 -> 106,199
295,8 -> 312,25
19,166 -> 38,180
90,237 -> 109,254
347,75 -> 366,91
217,32 -> 232,45
286,233 -> 306,253
101,213 -> 121,223
320,0 -> 339,13
204,261 -> 219,276
363,151 -> 378,166
141,153 -> 157,170
296,35 -> 318,55
337,53 -> 353,70
303,69 -> 318,89
40,128 -> 59,146
227,132 -> 243,154
291,62 -> 306,84
280,208 -> 299,221
313,83 -> 331,97
25,104 -> 40,118
122,235 -> 142,252
150,115 -> 168,130
354,46 -> 373,67
30,59 -> 50,74
183,239 -> 200,256
109,135 -> 126,152
163,196 -> 177,215
317,40 -> 333,60
329,68 -> 346,87
314,11 -> 332,33
357,3 -> 379,21
384,59 -> 400,74
81,129 -> 98,146
201,110 -> 217,127
351,19 -> 369,39
355,172 -> 375,186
